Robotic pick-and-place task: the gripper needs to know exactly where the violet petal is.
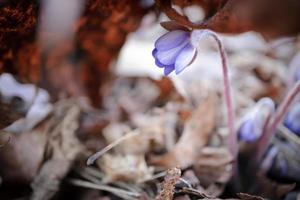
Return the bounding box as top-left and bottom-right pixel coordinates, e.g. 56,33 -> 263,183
238,120 -> 261,142
284,102 -> 300,135
155,59 -> 165,68
174,44 -> 196,74
155,30 -> 189,51
152,48 -> 158,58
156,39 -> 189,65
164,65 -> 175,76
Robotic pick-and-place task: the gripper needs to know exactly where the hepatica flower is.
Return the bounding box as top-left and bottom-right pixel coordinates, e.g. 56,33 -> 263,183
152,30 -> 197,75
284,102 -> 300,136
238,98 -> 275,142
153,28 -> 237,156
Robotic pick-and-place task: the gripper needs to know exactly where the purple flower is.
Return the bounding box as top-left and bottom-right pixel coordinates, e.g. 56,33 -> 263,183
152,30 -> 197,75
238,98 -> 275,142
284,102 -> 300,136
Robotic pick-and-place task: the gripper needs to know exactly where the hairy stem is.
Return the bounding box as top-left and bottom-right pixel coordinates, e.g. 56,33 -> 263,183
191,30 -> 237,157
256,81 -> 300,162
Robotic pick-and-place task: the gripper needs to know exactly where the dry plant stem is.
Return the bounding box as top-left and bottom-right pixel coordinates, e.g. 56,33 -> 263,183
256,81 -> 300,162
87,131 -> 139,165
194,30 -> 236,157
68,179 -> 140,200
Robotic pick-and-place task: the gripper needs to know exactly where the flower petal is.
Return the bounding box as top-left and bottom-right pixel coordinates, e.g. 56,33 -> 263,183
152,48 -> 158,58
238,120 -> 259,142
174,44 -> 196,74
155,59 -> 165,68
156,39 -> 189,65
164,65 -> 175,76
284,102 -> 300,135
155,30 -> 189,51
152,49 -> 164,68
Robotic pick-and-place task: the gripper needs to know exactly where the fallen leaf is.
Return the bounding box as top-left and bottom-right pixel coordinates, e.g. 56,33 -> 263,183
150,90 -> 216,168
99,154 -> 154,183
194,147 -> 233,188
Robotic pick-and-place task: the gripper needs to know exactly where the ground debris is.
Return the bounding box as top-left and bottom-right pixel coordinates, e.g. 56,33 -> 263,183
30,100 -> 84,200
100,154 -> 154,183
150,89 -> 217,168
156,167 -> 181,200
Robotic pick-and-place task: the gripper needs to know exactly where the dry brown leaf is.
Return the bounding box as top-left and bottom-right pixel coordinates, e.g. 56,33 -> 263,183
232,52 -> 286,102
31,100 -> 84,200
99,154 -> 153,183
156,0 -> 300,38
194,147 -> 233,188
0,126 -> 47,184
102,120 -> 165,155
150,90 -> 216,168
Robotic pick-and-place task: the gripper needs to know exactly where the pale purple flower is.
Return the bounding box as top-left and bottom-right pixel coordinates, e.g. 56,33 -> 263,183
152,30 -> 197,75
238,98 -> 275,142
284,102 -> 300,136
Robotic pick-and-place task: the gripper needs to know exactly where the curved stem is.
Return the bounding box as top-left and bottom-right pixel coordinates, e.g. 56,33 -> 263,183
191,30 -> 237,157
256,81 -> 300,162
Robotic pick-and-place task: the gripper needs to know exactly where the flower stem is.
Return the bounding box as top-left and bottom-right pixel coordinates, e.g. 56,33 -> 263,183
256,81 -> 300,162
191,30 -> 236,157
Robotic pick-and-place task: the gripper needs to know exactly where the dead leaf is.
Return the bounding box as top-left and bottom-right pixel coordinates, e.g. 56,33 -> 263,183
194,147 -> 233,188
0,126 -> 46,184
150,90 -> 216,168
156,0 -> 300,38
30,100 -> 84,200
99,154 -> 153,183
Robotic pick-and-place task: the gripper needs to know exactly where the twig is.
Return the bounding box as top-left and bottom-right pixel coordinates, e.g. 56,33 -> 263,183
87,130 -> 139,165
139,170 -> 167,183
68,179 -> 140,200
75,167 -> 142,195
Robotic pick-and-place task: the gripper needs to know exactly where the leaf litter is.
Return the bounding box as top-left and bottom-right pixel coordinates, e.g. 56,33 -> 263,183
1,1 -> 300,200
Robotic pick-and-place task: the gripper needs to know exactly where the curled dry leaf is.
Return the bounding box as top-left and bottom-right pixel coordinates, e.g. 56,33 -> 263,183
150,90 -> 216,168
156,0 -> 300,38
102,120 -> 165,155
131,106 -> 179,152
31,100 -> 84,200
102,77 -> 161,118
156,167 -> 181,200
99,154 -> 153,183
194,147 -> 233,188
0,126 -> 46,184
232,52 -> 286,101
